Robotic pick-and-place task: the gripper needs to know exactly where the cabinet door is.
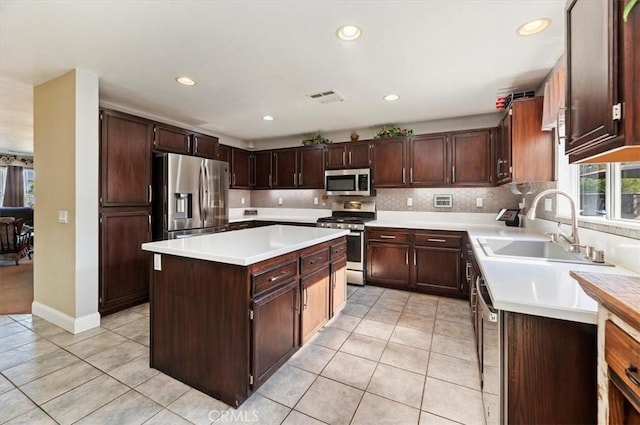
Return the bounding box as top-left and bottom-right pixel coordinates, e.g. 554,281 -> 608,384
366,242 -> 411,288
511,99 -> 553,182
251,279 -> 300,388
272,148 -> 297,188
450,130 -> 493,186
372,137 -> 406,187
99,208 -> 151,315
192,133 -> 219,159
414,246 -> 462,296
496,115 -> 512,184
409,134 -> 448,186
301,268 -> 330,343
331,258 -> 347,317
565,0 -> 619,155
253,151 -> 272,189
217,144 -> 231,163
347,141 -> 372,168
153,124 -> 191,154
326,145 -> 346,169
298,145 -> 325,188
100,110 -> 152,207
231,148 -> 252,189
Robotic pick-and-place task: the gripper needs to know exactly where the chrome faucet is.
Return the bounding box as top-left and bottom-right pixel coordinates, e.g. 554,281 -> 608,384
526,189 -> 581,246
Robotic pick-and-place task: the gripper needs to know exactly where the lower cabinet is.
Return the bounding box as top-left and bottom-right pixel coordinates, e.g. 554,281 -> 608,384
331,257 -> 347,316
251,279 -> 300,388
301,268 -> 330,343
365,227 -> 467,298
99,208 -> 151,315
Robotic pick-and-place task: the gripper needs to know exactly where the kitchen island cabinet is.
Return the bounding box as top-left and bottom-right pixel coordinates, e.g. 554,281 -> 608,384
142,225 -> 347,407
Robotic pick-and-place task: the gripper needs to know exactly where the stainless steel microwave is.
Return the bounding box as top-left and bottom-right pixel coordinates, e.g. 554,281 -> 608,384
325,168 -> 372,196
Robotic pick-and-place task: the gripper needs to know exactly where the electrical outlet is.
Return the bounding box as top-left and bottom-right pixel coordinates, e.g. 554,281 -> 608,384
58,210 -> 68,224
278,197 -> 283,205
314,197 -> 319,205
476,197 -> 483,208
544,198 -> 553,211
407,197 -> 413,206
241,197 -> 245,205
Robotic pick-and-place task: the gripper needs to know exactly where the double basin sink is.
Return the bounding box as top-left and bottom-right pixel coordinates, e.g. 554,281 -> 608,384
478,237 -> 610,266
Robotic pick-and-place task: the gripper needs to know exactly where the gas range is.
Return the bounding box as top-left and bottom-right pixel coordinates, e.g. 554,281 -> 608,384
316,216 -> 371,231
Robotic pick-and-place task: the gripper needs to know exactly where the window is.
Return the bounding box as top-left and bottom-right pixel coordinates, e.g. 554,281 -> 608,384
23,168 -> 35,208
576,163 -> 640,222
0,166 -> 6,206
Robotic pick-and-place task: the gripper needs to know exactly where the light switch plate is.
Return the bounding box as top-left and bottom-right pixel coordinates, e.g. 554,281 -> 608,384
154,254 -> 162,271
58,210 -> 68,224
314,197 -> 319,205
476,197 -> 483,208
278,197 -> 283,205
544,198 -> 553,211
407,197 -> 413,206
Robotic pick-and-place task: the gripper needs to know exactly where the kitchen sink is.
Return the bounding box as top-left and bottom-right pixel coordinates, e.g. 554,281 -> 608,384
477,238 -> 611,266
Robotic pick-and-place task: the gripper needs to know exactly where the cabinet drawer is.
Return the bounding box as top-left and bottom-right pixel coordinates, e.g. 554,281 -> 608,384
605,320 -> 640,401
414,233 -> 461,248
367,228 -> 410,243
252,259 -> 298,297
331,241 -> 347,260
301,247 -> 330,276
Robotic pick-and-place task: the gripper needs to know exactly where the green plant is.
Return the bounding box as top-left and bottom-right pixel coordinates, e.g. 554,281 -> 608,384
301,132 -> 332,146
374,126 -> 413,139
624,0 -> 638,22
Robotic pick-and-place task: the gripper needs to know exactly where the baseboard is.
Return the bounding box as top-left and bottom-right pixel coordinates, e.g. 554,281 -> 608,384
31,301 -> 100,334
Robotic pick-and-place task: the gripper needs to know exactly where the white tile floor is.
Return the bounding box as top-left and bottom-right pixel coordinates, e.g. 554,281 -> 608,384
0,286 -> 485,424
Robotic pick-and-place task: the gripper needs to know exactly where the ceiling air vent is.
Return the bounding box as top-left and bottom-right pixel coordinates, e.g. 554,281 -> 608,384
308,90 -> 345,104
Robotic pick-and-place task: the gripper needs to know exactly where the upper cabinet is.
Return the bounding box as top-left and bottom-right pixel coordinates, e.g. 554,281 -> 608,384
252,146 -> 326,189
272,148 -> 298,188
497,98 -> 553,183
231,148 -> 252,189
326,140 -> 372,169
152,124 -> 220,159
565,0 -> 640,163
450,129 -> 493,186
297,145 -> 325,188
409,134 -> 449,187
100,109 -> 152,207
253,151 -> 273,189
372,137 -> 406,187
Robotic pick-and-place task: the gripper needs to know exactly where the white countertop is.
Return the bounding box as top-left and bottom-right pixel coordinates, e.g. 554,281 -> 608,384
366,212 -> 638,324
142,225 -> 348,266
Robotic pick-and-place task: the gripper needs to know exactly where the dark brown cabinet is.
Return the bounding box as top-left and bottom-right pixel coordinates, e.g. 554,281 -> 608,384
372,137 -> 407,187
99,208 -> 151,315
366,228 -> 411,289
326,141 -> 372,169
450,129 -> 493,186
409,134 -> 449,186
231,148 -> 252,189
100,110 -> 152,207
272,148 -> 298,188
365,227 -> 467,298
251,279 -> 300,388
566,0 -> 640,163
152,124 -> 220,159
413,232 -> 463,296
253,151 -> 273,189
497,98 -> 553,184
217,144 -> 231,163
99,109 -> 153,315
297,145 -> 325,188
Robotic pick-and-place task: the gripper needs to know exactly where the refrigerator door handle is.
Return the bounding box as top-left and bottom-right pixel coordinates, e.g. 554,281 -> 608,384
198,162 -> 204,222
203,161 -> 210,222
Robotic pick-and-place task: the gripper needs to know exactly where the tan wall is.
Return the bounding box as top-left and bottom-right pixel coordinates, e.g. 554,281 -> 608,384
33,71 -> 77,317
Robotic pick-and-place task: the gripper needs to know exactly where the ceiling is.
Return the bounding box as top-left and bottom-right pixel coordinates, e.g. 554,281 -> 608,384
0,0 -> 565,154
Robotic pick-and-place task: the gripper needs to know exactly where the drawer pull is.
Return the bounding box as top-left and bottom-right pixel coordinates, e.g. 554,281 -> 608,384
268,271 -> 290,282
427,238 -> 447,243
625,365 -> 640,387
379,235 -> 396,239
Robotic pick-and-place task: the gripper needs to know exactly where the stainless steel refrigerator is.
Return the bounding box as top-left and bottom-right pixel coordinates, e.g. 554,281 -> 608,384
153,153 -> 229,239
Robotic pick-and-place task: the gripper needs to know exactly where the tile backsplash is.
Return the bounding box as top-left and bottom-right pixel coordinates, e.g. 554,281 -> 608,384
375,187 -> 520,212
229,189 -> 252,208
250,189 -> 328,209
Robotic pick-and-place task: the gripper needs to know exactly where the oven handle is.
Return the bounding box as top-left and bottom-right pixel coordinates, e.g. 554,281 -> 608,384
475,276 -> 498,322
348,231 -> 361,237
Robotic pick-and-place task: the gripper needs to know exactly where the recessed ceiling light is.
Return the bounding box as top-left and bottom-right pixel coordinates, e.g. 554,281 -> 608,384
175,76 -> 196,86
262,115 -> 275,121
336,24 -> 362,41
516,18 -> 552,36
383,94 -> 399,101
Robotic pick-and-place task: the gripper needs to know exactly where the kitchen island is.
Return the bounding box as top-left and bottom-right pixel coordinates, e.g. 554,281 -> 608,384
141,225 -> 348,407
